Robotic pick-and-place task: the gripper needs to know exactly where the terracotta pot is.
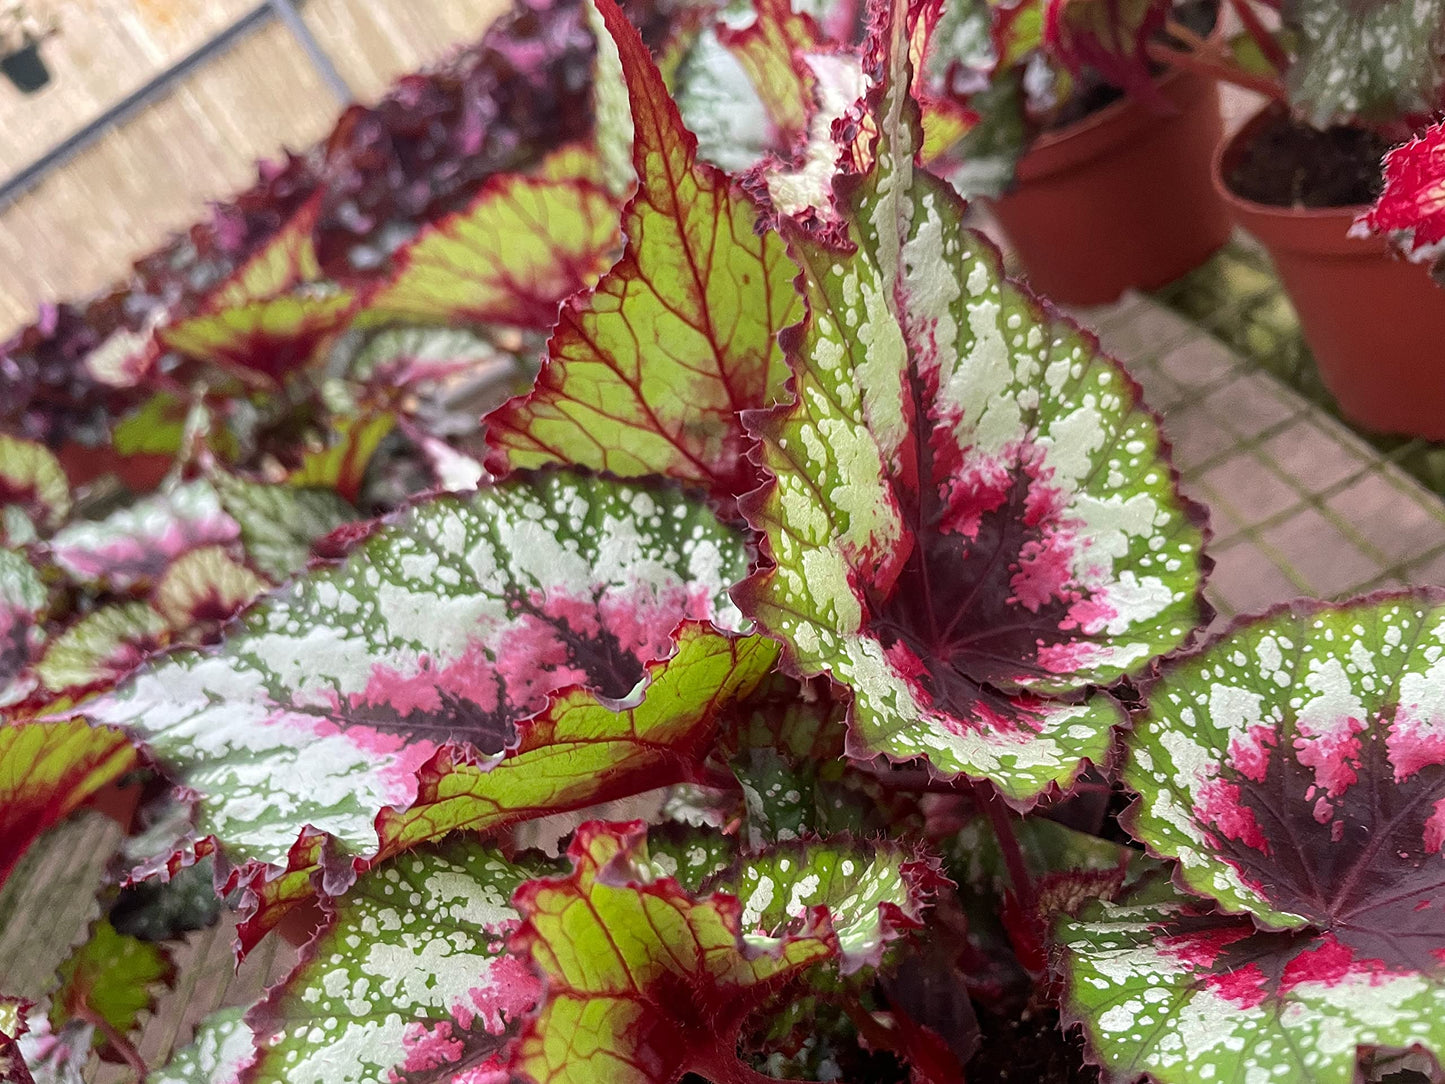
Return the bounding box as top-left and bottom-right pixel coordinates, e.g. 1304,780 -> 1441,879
987,63 -> 1232,306
1214,106 -> 1445,440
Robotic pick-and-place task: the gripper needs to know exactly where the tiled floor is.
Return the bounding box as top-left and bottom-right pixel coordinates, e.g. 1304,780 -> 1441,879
1056,284 -> 1445,629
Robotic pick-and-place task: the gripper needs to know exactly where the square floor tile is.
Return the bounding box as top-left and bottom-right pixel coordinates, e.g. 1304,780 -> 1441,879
1324,473 -> 1445,567
1157,337 -> 1241,389
1198,372 -> 1304,440
1206,538 -> 1307,615
1126,365 -> 1191,414
1159,403 -> 1237,472
1093,304 -> 1200,365
1185,481 -> 1245,543
1258,508 -> 1385,598
1402,547 -> 1445,588
1196,454 -> 1305,529
1258,423 -> 1373,496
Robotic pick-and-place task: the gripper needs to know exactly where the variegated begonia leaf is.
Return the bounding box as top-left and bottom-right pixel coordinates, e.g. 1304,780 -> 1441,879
0,550 -> 47,708
738,0 -> 1205,803
715,0 -> 823,150
205,194 -> 325,313
0,997 -> 33,1084
510,821 -> 935,1084
1355,120 -> 1445,262
758,51 -> 869,221
1125,593 -> 1445,930
674,28 -> 775,176
47,481 -> 241,592
206,473 -> 351,583
1059,884 -> 1445,1084
485,0 -> 804,506
72,474 -> 757,932
643,821 -> 737,891
725,684 -> 898,848
0,435 -> 69,540
371,624 -> 779,870
50,919 -> 175,1057
48,475 -> 347,591
946,810 -> 1156,980
232,625 -> 775,954
13,1013 -> 92,1084
150,546 -> 268,629
726,836 -> 940,973
586,0 -> 636,200
350,325 -> 520,392
109,393 -> 190,459
32,603 -> 168,704
1286,0 -> 1445,127
159,291 -> 357,386
1076,593 -> 1445,1082
150,1008 -> 254,1084
364,143 -> 622,330
246,841 -> 551,1084
284,413 -> 395,504
0,721 -> 137,888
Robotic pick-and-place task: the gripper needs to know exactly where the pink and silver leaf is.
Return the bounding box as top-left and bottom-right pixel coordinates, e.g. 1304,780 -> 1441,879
1124,592 -> 1445,936
245,841 -> 550,1084
1061,886 -> 1445,1084
70,473 -> 750,887
736,0 -> 1207,802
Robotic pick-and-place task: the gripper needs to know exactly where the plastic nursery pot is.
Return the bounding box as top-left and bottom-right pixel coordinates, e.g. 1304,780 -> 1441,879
1,41 -> 50,94
1213,105 -> 1445,441
986,62 -> 1232,306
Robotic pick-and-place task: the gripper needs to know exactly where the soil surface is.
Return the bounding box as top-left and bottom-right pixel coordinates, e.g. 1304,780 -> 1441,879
1227,111 -> 1393,208
966,1004 -> 1101,1083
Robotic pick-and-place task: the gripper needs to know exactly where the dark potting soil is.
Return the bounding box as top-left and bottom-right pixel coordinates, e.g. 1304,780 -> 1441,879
1226,111 -> 1394,208
966,1004 -> 1100,1083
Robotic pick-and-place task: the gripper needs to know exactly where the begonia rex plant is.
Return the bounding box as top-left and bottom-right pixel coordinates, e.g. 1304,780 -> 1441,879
6,0 -> 1445,1081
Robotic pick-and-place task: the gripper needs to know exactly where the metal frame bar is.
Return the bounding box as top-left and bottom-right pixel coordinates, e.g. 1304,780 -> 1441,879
267,0 -> 353,103
0,0 -> 353,213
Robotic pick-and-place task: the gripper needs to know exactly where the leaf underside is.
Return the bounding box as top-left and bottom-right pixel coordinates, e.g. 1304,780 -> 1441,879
484,0 -> 804,505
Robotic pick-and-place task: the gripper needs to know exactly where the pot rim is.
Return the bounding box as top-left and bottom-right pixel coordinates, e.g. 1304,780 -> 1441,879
1015,6 -> 1224,182
1212,102 -> 1379,218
